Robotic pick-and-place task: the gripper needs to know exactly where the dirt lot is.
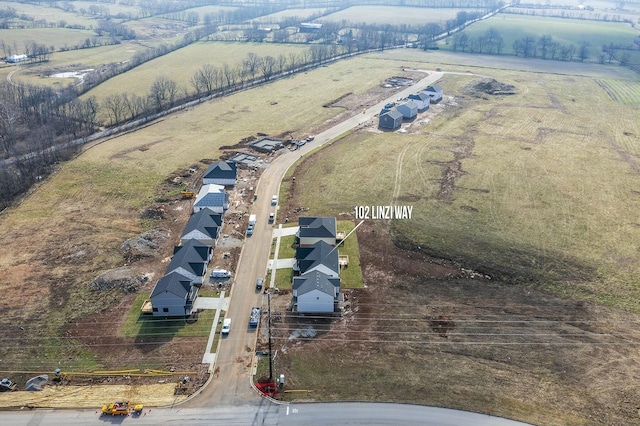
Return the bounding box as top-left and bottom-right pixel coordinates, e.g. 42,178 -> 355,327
257,219 -> 640,425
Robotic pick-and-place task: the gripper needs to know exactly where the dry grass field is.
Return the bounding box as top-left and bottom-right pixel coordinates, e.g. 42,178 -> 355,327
273,52 -> 640,425
82,41 -> 310,104
318,6 -> 465,26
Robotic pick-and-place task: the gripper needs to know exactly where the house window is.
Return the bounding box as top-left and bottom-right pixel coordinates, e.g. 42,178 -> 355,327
152,307 -> 158,312
163,307 -> 169,313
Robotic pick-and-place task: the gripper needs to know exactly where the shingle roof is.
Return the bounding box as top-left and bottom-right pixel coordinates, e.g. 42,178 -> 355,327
167,239 -> 211,277
409,92 -> 430,101
194,184 -> 227,208
293,270 -> 339,296
151,271 -> 192,298
425,85 -> 443,93
182,209 -> 222,239
298,217 -> 337,239
381,110 -> 403,120
296,241 -> 339,275
203,161 -> 237,180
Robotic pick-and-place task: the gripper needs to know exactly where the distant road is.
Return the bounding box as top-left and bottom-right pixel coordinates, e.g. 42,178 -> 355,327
3,402 -> 533,426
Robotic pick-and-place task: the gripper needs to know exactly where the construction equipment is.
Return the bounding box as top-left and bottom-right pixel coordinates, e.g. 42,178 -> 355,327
181,191 -> 195,199
101,401 -> 143,416
0,378 -> 16,392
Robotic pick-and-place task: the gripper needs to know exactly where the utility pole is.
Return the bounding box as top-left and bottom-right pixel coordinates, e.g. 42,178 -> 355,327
268,292 -> 273,381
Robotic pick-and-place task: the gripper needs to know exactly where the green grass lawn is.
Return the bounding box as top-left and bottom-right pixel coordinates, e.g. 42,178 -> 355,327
120,294 -> 215,338
336,220 -> 364,289
277,235 -> 296,259
320,6 -> 463,26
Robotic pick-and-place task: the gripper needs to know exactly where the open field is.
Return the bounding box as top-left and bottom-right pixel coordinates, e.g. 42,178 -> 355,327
263,51 -> 640,424
0,27 -> 100,52
2,41 -> 144,88
82,41 -> 309,104
2,1 -> 96,27
252,7 -> 328,23
319,6 -> 468,26
444,13 -> 639,60
596,78 -> 640,104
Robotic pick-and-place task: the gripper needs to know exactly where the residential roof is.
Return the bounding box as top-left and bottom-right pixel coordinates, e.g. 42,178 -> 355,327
182,209 -> 222,239
151,271 -> 192,298
194,184 -> 227,208
167,239 -> 211,277
204,160 -> 237,180
298,217 -> 337,239
293,270 -> 340,296
250,137 -> 283,152
398,100 -> 419,111
228,152 -> 259,165
408,92 -> 430,102
425,85 -> 443,93
296,241 -> 339,275
381,110 -> 403,121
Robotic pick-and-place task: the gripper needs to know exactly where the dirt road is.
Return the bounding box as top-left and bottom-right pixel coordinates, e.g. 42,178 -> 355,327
182,71 -> 444,407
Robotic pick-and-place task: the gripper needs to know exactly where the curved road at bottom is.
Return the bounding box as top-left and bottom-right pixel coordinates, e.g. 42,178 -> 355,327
5,402 -> 532,425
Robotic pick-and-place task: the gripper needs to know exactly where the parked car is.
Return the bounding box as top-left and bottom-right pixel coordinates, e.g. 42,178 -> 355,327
211,269 -> 231,278
221,318 -> 231,335
256,277 -> 264,290
271,195 -> 277,205
247,225 -> 253,236
269,212 -> 275,223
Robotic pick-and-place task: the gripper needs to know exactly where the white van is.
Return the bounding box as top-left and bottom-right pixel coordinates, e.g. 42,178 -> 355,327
211,269 -> 231,278
221,318 -> 231,334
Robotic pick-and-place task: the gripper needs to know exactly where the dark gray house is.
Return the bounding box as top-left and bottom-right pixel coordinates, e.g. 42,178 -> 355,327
378,110 -> 403,130
165,239 -> 213,285
150,271 -> 198,317
294,240 -> 339,277
203,161 -> 237,186
181,209 -> 222,246
408,93 -> 431,111
292,270 -> 341,313
193,184 -> 229,214
397,101 -> 418,120
423,85 -> 443,103
297,217 -> 337,247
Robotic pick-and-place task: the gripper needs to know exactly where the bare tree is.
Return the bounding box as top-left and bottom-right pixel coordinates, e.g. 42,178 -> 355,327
104,93 -> 126,125
259,55 -> 276,81
578,40 -> 590,62
149,76 -> 178,112
243,53 -> 260,80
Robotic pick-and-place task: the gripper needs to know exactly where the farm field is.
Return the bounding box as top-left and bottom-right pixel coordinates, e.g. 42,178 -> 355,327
252,7 -> 328,23
596,78 -> 640,104
270,51 -> 640,424
1,1 -> 96,27
82,41 -> 310,105
2,41 -> 144,88
0,27 -> 100,52
319,6 -> 467,26
442,13 -> 639,60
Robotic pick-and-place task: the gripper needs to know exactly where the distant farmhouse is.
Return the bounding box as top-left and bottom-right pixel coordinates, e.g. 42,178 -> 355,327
6,54 -> 27,63
299,22 -> 323,32
203,160 -> 237,186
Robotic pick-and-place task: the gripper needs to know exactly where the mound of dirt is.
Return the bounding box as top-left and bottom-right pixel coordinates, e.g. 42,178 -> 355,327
140,205 -> 167,219
121,227 -> 170,261
88,266 -> 149,293
464,78 -> 516,96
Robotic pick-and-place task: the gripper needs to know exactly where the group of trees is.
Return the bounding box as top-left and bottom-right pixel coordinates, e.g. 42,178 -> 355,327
452,28 -> 504,54
511,35 -> 588,61
0,82 -> 99,210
